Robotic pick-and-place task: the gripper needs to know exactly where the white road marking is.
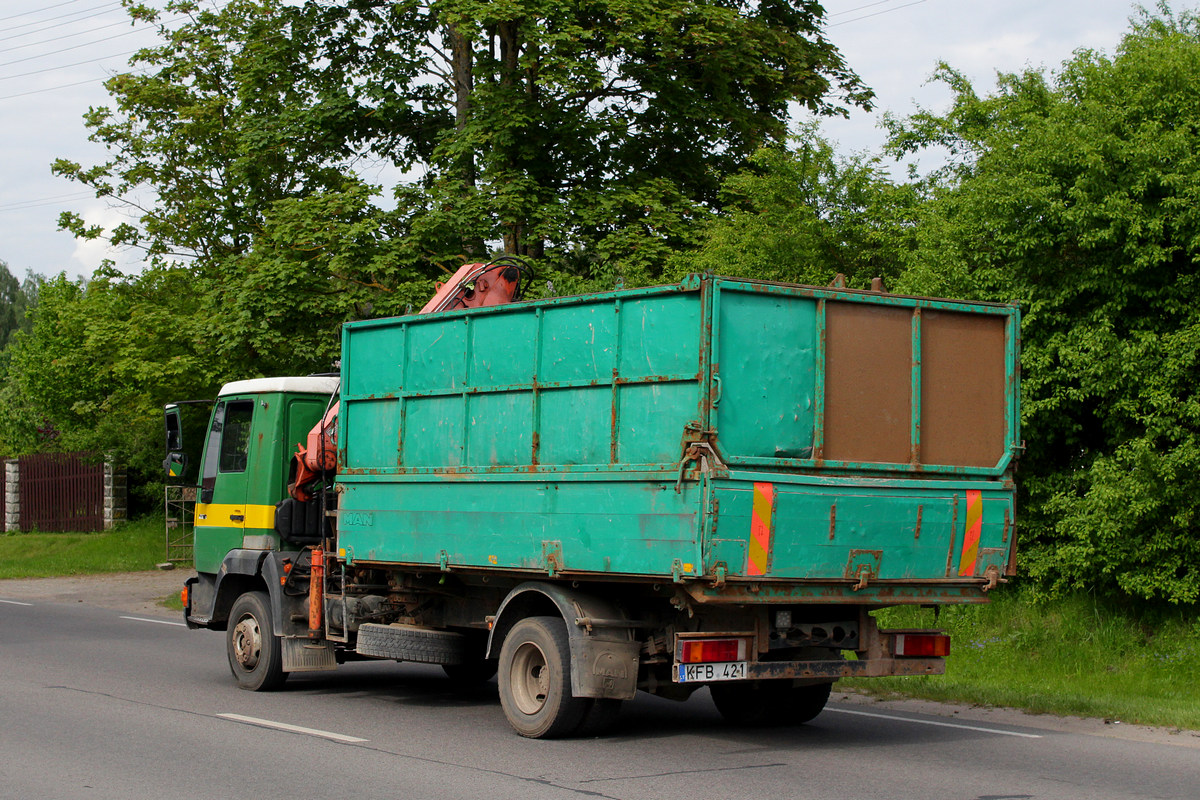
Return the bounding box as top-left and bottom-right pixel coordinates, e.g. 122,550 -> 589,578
120,616 -> 186,627
827,707 -> 1044,738
217,713 -> 369,743
0,599 -> 34,606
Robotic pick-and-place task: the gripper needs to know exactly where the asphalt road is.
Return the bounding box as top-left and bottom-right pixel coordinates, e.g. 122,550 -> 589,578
1,589 -> 1197,800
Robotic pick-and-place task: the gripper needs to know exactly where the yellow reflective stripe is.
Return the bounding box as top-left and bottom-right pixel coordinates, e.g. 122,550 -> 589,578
194,503 -> 276,530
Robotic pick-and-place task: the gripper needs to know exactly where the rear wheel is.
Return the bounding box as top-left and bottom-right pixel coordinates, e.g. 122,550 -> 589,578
497,616 -> 589,738
226,591 -> 287,691
710,680 -> 831,726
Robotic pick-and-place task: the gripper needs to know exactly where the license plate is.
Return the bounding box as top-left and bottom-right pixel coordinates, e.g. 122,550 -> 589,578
677,661 -> 747,683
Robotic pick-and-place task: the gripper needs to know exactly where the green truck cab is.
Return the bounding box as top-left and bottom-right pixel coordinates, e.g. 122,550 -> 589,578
178,276 -> 1020,738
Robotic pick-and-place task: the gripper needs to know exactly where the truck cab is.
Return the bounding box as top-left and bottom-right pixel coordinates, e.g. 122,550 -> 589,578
185,377 -> 337,626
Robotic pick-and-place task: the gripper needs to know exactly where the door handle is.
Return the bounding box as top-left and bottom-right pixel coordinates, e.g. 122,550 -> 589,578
230,514 -> 245,522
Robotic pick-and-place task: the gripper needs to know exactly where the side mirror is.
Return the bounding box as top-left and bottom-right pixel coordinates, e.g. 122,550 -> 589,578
165,406 -> 183,451
164,452 -> 188,478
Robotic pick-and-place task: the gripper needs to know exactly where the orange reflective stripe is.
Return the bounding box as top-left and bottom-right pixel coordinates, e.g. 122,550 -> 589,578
958,489 -> 983,576
747,482 -> 775,576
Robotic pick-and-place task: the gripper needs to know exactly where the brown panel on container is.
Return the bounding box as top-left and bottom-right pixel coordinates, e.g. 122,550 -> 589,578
921,311 -> 1007,467
824,302 -> 912,464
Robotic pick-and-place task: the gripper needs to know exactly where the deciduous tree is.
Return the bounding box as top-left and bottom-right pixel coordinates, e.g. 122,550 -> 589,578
884,5 -> 1200,603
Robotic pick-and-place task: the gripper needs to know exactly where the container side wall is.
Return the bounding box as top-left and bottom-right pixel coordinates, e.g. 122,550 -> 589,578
338,476 -> 702,579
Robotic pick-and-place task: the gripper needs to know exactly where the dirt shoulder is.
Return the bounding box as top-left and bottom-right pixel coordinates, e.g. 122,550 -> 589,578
0,569 -> 191,618
2,570 -> 1197,747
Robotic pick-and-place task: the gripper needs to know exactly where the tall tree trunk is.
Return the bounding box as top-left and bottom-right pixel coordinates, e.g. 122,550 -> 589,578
447,24 -> 486,257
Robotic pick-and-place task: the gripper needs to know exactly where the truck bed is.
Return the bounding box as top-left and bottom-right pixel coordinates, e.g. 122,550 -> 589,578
335,276 -> 1020,603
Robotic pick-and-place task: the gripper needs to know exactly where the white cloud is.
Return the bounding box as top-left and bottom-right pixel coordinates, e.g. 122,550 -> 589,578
68,203 -> 147,278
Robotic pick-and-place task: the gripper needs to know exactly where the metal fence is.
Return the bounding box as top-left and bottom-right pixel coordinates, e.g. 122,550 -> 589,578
18,452 -> 105,532
165,484 -> 196,564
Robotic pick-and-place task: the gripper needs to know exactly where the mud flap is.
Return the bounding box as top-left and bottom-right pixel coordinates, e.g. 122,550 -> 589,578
282,638 -> 337,672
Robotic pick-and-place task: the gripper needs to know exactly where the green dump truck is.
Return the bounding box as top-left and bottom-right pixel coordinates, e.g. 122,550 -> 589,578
177,274 -> 1021,738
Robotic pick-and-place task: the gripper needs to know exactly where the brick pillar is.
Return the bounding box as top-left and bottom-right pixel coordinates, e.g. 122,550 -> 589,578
4,459 -> 18,533
104,459 -> 127,530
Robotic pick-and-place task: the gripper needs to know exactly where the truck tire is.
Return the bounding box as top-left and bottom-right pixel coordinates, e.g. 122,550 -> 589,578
710,680 -> 832,726
227,591 -> 287,691
497,616 -> 590,738
356,623 -> 467,664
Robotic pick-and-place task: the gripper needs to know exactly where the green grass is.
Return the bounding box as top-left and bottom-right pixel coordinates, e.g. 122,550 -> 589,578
845,590 -> 1200,730
0,516 -> 167,579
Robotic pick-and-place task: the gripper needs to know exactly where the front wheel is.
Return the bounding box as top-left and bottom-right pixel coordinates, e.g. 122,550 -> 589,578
497,616 -> 589,738
226,591 -> 287,691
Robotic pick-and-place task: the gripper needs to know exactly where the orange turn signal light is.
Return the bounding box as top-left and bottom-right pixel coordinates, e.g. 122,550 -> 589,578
893,632 -> 951,657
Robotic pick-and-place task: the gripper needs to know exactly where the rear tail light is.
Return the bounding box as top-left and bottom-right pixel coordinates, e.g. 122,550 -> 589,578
893,633 -> 951,657
679,638 -> 747,663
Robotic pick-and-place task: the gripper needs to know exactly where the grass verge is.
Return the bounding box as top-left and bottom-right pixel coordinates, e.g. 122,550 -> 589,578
0,517 -> 167,579
845,589 -> 1200,730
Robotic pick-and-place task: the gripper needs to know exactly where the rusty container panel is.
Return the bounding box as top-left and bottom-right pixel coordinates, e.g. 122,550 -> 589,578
339,283 -> 705,476
823,302 -> 913,464
920,311 -> 1008,468
713,287 -> 817,459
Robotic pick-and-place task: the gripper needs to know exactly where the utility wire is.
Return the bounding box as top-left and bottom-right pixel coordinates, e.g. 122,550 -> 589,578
0,24 -> 157,68
0,17 -> 140,56
0,0 -> 95,23
0,75 -> 119,101
829,0 -> 906,18
0,49 -> 143,81
830,0 -> 928,27
0,192 -> 97,214
0,6 -> 125,44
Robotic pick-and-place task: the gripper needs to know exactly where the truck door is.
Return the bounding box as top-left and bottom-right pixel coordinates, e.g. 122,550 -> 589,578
194,398 -> 256,574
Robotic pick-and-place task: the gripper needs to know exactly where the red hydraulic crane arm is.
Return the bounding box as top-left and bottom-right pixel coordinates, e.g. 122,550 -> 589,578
287,257 -> 530,501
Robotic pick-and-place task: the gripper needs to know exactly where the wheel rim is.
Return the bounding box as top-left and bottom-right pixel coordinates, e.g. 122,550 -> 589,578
231,613 -> 262,671
509,640 -> 550,716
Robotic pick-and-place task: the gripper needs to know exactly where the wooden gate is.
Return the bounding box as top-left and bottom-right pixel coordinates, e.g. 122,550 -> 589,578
18,452 -> 105,532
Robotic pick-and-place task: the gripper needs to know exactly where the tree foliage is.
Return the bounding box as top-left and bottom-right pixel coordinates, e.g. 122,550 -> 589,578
884,5 -> 1200,604
55,0 -> 869,279
24,0 -> 867,507
0,267 -> 214,508
669,124 -> 917,287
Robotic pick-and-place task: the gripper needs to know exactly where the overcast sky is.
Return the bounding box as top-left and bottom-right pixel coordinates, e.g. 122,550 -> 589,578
0,0 -> 1151,280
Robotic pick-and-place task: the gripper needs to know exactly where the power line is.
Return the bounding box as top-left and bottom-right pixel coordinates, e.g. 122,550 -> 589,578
0,17 -> 139,56
0,24 -> 157,69
0,49 -> 143,82
0,0 -> 100,25
829,0 -> 928,27
829,0 -> 906,18
0,5 -> 125,44
0,75 -> 113,101
0,192 -> 97,214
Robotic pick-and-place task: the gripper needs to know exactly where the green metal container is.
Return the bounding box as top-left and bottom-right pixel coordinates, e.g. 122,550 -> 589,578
336,276 -> 1020,603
